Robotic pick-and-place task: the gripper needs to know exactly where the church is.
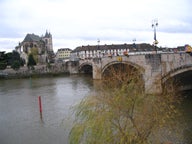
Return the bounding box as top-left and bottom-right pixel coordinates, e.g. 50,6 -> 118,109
15,31 -> 55,64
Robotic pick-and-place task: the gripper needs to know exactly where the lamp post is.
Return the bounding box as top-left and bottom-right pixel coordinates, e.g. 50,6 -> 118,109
97,38 -> 100,57
133,38 -> 136,49
97,38 -> 100,46
152,19 -> 158,53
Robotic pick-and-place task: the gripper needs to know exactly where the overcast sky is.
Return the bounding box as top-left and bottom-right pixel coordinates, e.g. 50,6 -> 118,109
0,0 -> 191,52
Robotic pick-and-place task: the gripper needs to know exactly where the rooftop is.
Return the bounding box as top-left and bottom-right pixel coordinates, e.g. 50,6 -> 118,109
72,43 -> 156,52
23,33 -> 41,42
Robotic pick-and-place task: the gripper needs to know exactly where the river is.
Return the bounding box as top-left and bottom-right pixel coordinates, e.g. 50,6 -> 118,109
0,75 -> 93,144
0,75 -> 191,144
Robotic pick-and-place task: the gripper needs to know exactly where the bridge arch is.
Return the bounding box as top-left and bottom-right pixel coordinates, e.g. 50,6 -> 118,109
162,65 -> 192,82
162,65 -> 192,91
79,62 -> 93,74
101,61 -> 145,76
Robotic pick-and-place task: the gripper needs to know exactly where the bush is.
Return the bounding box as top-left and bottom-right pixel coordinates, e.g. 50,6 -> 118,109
11,60 -> 20,70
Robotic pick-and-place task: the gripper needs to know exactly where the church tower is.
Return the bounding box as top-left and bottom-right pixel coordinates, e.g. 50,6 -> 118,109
43,30 -> 53,52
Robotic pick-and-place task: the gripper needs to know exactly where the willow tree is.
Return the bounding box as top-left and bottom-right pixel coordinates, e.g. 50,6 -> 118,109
69,64 -> 182,144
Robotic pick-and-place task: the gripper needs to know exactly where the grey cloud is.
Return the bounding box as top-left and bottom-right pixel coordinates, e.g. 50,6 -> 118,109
160,22 -> 192,34
0,38 -> 19,52
0,26 -> 22,38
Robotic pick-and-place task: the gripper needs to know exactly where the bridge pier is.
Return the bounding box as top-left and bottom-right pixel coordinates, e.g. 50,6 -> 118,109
144,71 -> 162,94
93,64 -> 102,79
68,61 -> 79,74
92,58 -> 102,79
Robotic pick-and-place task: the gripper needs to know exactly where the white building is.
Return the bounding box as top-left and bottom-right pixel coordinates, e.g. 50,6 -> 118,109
70,43 -> 158,61
55,48 -> 72,62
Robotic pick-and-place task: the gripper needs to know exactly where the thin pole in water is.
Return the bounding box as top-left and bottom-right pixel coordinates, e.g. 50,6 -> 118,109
38,96 -> 43,119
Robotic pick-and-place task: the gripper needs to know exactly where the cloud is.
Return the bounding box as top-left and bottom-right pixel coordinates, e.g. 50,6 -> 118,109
0,0 -> 192,52
0,38 -> 22,52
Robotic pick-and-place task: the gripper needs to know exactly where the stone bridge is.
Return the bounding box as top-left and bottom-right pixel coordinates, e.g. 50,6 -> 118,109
69,53 -> 192,93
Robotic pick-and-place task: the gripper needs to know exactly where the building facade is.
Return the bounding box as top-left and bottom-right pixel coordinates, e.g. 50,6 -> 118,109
70,43 -> 157,61
55,48 -> 72,62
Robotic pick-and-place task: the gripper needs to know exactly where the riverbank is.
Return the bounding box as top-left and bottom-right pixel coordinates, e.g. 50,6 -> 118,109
0,72 -> 70,79
0,63 -> 70,79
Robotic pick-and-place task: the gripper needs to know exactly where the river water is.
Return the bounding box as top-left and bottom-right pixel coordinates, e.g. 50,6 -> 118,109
0,75 -> 191,144
0,75 -> 93,144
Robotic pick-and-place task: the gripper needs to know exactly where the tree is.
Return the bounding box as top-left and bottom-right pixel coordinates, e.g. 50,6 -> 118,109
11,60 -> 20,71
5,52 -> 13,66
27,54 -> 36,70
30,47 -> 38,63
0,62 -> 7,70
0,51 -> 7,70
9,51 -> 24,70
69,65 -> 182,144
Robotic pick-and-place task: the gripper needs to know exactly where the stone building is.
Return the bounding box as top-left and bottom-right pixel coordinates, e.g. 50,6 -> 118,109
15,30 -> 55,64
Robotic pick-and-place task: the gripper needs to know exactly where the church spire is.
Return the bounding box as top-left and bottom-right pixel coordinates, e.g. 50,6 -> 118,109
44,30 -> 52,38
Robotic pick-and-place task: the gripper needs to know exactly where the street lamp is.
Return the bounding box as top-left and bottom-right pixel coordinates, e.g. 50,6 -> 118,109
152,19 -> 158,53
97,38 -> 100,46
132,38 -> 136,49
97,38 -> 100,57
